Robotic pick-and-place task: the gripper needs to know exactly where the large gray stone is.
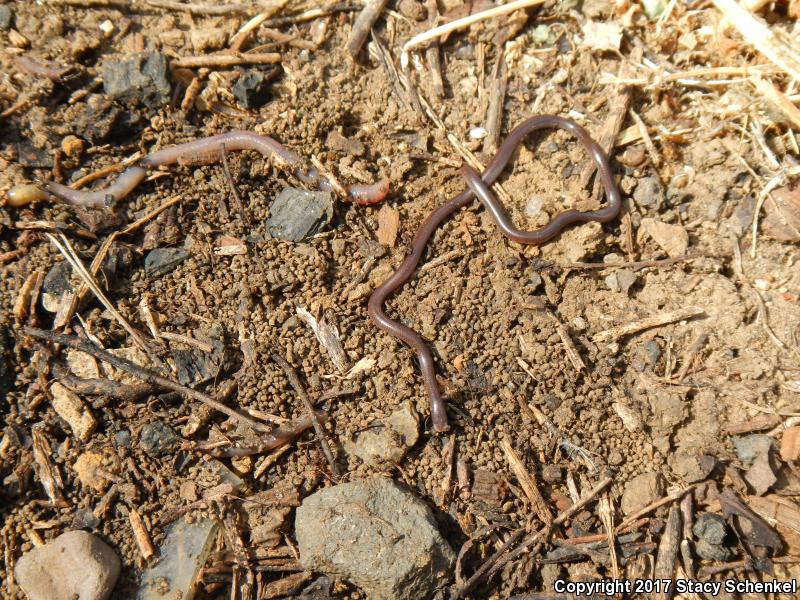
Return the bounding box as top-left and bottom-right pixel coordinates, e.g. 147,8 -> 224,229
14,530 -> 120,600
102,52 -> 171,108
266,188 -> 333,242
295,476 -> 455,599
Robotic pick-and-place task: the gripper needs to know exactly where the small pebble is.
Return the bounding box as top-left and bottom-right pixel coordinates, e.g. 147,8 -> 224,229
139,421 -> 178,457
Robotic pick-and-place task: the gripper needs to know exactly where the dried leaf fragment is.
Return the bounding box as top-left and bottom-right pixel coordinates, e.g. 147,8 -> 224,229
762,185 -> 800,243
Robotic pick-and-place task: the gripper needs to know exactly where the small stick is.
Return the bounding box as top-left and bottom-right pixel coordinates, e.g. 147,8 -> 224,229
552,316 -> 585,372
129,508 -> 155,560
500,438 -> 552,526
569,253 -> 706,270
679,492 -> 695,579
615,485 -> 696,533
68,153 -> 143,190
270,353 -> 339,479
402,0 -> 546,60
263,4 -> 359,28
171,52 -> 281,68
31,428 -> 68,508
23,327 -> 271,434
652,504 -> 681,600
593,306 -> 705,343
346,0 -> 389,58
629,109 -> 660,166
675,331 -> 708,382
121,194 -> 184,235
47,233 -> 151,351
181,74 -> 204,111
555,517 -> 650,545
424,0 -> 444,98
598,495 -> 619,579
145,0 -> 253,15
579,52 -> 636,192
482,50 -> 507,155
159,331 -> 214,352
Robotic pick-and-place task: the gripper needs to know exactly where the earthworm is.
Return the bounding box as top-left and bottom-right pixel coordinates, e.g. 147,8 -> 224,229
40,131 -> 389,208
46,166 -> 147,208
367,115 -> 623,432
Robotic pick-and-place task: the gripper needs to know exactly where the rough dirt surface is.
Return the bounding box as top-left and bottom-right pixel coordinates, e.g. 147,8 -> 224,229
2,0 -> 800,598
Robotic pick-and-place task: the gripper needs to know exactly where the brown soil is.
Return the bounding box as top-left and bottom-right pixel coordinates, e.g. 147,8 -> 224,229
2,0 -> 800,598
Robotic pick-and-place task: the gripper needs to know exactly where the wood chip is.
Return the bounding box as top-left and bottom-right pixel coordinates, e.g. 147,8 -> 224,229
376,204 -> 400,247
295,306 -> 349,373
594,306 -> 705,343
501,439 -> 552,525
780,426 -> 800,461
129,507 -> 155,560
49,382 -> 96,441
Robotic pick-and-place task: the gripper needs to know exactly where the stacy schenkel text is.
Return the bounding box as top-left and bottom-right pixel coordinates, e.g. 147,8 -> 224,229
554,577 -> 797,596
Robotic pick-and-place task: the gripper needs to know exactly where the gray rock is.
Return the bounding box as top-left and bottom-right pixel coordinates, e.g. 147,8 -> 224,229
144,247 -> 187,277
295,477 -> 455,599
267,188 -> 333,242
172,324 -> 226,386
114,429 -> 132,448
14,530 -> 120,600
42,261 -> 74,312
604,269 -> 636,294
0,5 -> 13,30
633,175 -> 664,209
693,512 -> 733,560
693,512 -> 728,545
732,434 -> 775,467
72,508 -> 101,531
233,68 -> 278,109
620,472 -> 664,516
137,518 -> 218,600
102,52 -> 171,108
695,538 -> 734,561
346,401 -> 419,467
139,421 -> 178,457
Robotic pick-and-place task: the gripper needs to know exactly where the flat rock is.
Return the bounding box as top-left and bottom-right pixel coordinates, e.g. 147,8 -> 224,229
137,518 -> 218,600
732,434 -> 775,466
14,530 -> 120,600
50,382 -> 96,441
101,52 -> 171,108
266,188 -> 333,242
171,325 -> 226,386
633,175 -> 664,209
638,218 -> 688,258
144,247 -> 188,277
295,476 -> 455,599
346,400 -> 419,467
620,472 -> 664,516
139,421 -> 178,457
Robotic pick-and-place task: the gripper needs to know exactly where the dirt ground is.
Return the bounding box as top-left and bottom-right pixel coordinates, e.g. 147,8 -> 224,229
2,0 -> 800,598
